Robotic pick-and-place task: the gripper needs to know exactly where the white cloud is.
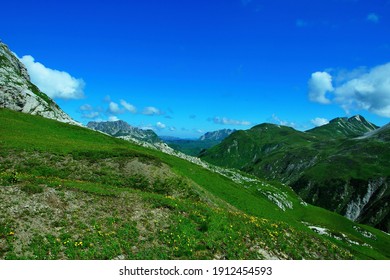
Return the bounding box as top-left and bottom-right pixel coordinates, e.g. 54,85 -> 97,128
108,116 -> 120,121
212,117 -> 251,126
334,63 -> 390,117
120,99 -> 137,113
140,125 -> 155,131
367,13 -> 379,23
143,106 -> 162,115
108,101 -> 124,114
80,104 -> 93,111
308,62 -> 390,117
79,104 -> 100,119
271,114 -> 296,128
20,55 -> 85,99
308,72 -> 333,104
82,111 -> 100,119
156,122 -> 166,129
311,117 -> 329,127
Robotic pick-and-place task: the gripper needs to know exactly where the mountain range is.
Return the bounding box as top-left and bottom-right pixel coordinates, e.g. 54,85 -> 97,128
87,120 -> 160,144
200,116 -> 390,233
163,129 -> 235,156
1,40 -> 390,260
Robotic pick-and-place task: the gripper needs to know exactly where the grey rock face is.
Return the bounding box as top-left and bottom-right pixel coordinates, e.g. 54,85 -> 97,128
87,120 -> 160,143
199,129 -> 236,142
0,41 -> 79,125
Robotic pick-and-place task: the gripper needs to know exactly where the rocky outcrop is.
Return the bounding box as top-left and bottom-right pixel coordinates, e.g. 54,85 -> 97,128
199,129 -> 236,142
0,41 -> 79,125
293,176 -> 390,233
87,120 -> 160,143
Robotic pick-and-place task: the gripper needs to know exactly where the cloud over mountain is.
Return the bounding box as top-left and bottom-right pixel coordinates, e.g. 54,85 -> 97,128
143,106 -> 162,115
308,72 -> 333,104
20,55 -> 85,100
108,101 -> 123,114
308,62 -> 390,117
120,99 -> 137,113
212,116 -> 251,126
311,117 -> 329,127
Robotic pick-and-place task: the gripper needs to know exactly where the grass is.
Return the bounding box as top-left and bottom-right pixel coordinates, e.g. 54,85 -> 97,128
201,119 -> 390,233
1,108 -> 390,260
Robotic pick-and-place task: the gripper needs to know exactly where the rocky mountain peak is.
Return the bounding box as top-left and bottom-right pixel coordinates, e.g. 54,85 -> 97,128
199,129 -> 236,141
347,115 -> 378,130
309,115 -> 378,138
0,41 -> 79,125
0,42 -> 30,81
87,120 -> 160,143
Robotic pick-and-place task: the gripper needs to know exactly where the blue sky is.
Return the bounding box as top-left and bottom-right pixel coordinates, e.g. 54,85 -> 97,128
1,0 -> 390,138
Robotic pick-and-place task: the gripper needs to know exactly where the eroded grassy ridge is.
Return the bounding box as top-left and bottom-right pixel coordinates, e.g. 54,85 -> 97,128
0,173 -> 353,260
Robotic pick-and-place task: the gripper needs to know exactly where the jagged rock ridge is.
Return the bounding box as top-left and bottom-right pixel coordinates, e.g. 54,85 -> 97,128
199,129 -> 236,141
0,41 -> 78,125
307,115 -> 379,138
87,120 -> 160,143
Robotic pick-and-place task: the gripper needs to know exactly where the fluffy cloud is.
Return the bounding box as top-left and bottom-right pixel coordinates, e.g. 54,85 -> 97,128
20,55 -> 84,99
156,122 -> 166,129
143,106 -> 162,115
108,116 -> 120,121
367,13 -> 379,23
80,104 -> 93,111
212,117 -> 251,126
79,104 -> 101,119
311,117 -> 329,127
271,114 -> 296,128
308,72 -> 333,104
120,99 -> 137,113
82,111 -> 100,119
108,101 -> 123,114
308,62 -> 390,117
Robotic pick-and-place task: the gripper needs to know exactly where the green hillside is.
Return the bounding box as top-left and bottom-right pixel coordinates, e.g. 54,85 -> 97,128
307,115 -> 378,138
200,119 -> 390,233
1,109 -> 390,259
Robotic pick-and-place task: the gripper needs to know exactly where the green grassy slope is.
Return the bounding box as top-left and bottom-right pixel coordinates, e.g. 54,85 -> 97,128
307,115 -> 378,138
200,121 -> 390,232
1,109 -> 390,259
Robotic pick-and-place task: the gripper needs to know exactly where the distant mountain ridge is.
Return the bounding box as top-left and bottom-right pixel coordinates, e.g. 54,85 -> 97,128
87,120 -> 160,143
0,41 -> 78,125
308,115 -> 379,138
199,129 -> 236,141
201,115 -> 390,232
164,129 -> 236,156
